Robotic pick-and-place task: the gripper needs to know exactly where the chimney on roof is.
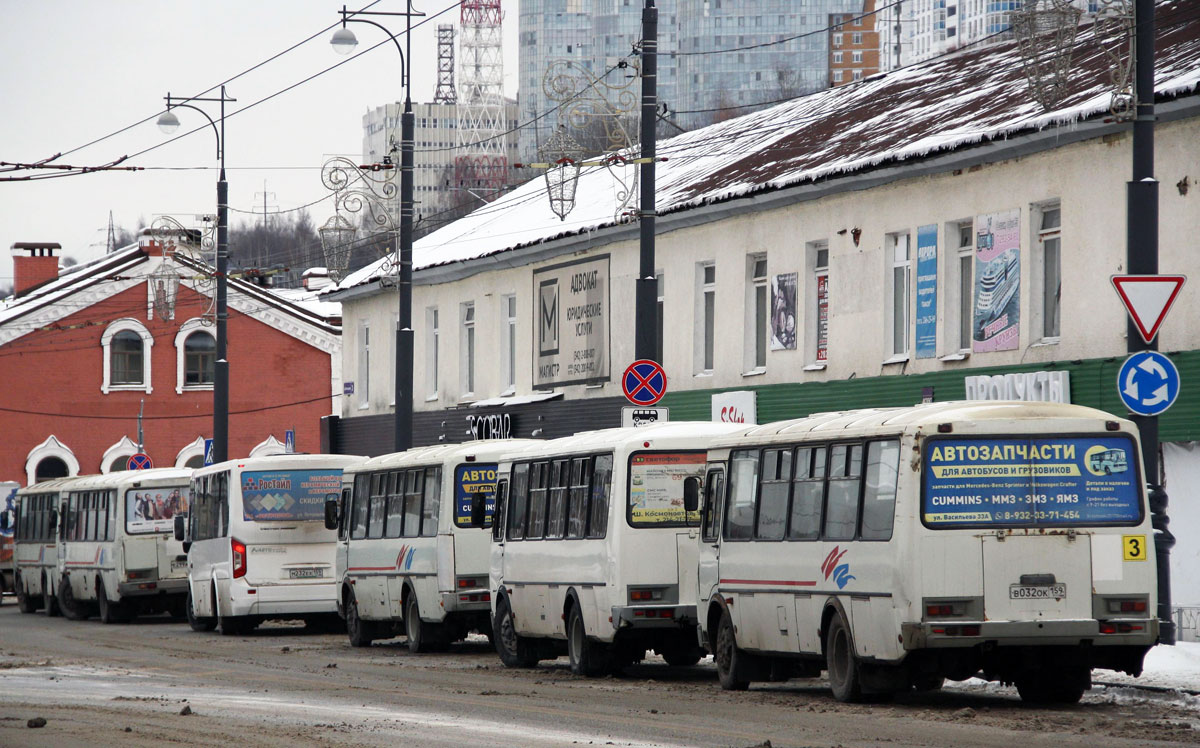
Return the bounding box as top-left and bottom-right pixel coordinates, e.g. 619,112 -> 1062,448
10,242 -> 62,297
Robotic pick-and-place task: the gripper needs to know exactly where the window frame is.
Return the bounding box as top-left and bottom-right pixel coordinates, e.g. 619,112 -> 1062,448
1035,202 -> 1062,342
744,254 -> 768,374
101,318 -> 153,394
886,232 -> 913,360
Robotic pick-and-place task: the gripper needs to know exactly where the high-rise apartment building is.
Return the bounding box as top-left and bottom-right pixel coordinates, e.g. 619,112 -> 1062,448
828,0 -> 881,86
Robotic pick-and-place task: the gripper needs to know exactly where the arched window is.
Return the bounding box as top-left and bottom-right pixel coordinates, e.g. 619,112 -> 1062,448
175,436 -> 207,469
101,436 -> 139,474
101,319 -> 153,394
36,457 -> 69,482
185,331 -> 216,386
25,435 -> 80,485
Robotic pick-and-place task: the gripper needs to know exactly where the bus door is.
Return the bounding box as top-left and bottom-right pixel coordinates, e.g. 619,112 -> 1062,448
697,465 -> 725,608
335,485 -> 351,590
489,478 -> 508,597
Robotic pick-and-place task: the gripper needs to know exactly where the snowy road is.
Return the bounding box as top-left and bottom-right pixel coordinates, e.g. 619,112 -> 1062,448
0,602 -> 1197,746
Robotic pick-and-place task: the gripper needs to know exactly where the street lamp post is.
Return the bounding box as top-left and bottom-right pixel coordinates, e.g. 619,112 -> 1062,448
331,3 -> 424,453
156,86 -> 236,464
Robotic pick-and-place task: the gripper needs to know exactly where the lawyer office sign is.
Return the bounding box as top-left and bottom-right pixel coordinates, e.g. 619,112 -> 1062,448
534,254 -> 610,388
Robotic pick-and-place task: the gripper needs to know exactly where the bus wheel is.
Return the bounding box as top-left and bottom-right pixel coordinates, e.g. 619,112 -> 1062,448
493,596 -> 539,668
567,604 -> 610,676
715,609 -> 750,691
659,641 -> 703,668
42,575 -> 60,617
58,576 -> 90,621
825,613 -> 863,702
345,589 -> 374,648
405,594 -> 444,653
186,587 -> 216,632
15,575 -> 37,614
96,579 -> 128,624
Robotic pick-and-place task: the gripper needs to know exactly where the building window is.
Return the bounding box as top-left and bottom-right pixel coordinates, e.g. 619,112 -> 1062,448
357,321 -> 370,409
745,255 -> 768,373
808,242 -> 830,364
426,307 -> 439,400
655,273 -> 665,364
852,31 -> 863,44
886,232 -> 912,359
1036,202 -> 1062,339
695,263 -> 716,374
461,302 -> 476,397
852,50 -> 863,63
501,295 -> 517,394
833,69 -> 844,83
833,51 -> 844,63
184,331 -> 215,386
833,32 -> 843,46
101,318 -> 153,394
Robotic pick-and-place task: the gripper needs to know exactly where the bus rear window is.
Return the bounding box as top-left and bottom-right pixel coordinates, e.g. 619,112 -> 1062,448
922,435 -> 1142,528
242,470 -> 343,522
628,451 -> 706,528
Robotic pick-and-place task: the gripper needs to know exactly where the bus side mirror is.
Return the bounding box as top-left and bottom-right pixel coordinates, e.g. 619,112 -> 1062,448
683,477 -> 701,513
324,496 -> 339,531
174,514 -> 186,542
470,493 -> 487,528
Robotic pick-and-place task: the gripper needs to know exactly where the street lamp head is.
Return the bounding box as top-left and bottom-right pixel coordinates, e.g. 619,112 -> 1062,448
330,26 -> 359,54
156,110 -> 181,135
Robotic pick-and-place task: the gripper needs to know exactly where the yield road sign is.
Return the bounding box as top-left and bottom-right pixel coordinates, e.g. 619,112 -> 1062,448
127,453 -> 154,471
1111,274 -> 1186,344
622,359 -> 667,406
1117,351 -> 1180,416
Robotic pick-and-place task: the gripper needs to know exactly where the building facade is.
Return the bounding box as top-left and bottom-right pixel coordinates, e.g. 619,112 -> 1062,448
0,236 -> 341,485
829,0 -> 881,86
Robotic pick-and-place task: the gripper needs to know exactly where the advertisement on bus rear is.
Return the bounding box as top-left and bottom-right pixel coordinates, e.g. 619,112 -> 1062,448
923,435 -> 1142,527
242,470 -> 343,522
126,486 -> 190,534
628,452 -> 706,527
454,463 -> 498,528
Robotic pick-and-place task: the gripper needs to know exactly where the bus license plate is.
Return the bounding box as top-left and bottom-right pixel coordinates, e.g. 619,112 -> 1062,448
289,568 -> 325,579
1009,583 -> 1066,600
171,559 -> 188,570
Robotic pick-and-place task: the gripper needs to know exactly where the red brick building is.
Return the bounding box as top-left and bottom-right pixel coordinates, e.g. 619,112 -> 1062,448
829,0 -> 881,87
0,237 -> 341,485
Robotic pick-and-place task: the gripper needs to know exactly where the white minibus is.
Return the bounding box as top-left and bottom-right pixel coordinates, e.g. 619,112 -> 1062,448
181,454 -> 363,635
10,476 -> 80,616
489,422 -> 745,675
690,402 -> 1158,704
54,468 -> 193,622
328,439 -> 541,650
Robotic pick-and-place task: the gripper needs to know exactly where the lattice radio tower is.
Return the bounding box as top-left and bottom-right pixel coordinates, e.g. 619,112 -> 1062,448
455,0 -> 506,196
434,24 -> 457,104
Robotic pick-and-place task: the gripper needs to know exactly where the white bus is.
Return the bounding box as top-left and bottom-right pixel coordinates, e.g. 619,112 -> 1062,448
690,402 -> 1158,704
53,469 -> 193,622
9,477 -> 80,616
489,422 -> 745,675
181,454 -> 362,635
328,439 -> 541,651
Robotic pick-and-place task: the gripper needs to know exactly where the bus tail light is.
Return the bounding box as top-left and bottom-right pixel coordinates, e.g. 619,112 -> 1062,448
923,600 -> 966,618
457,576 -> 487,590
231,538 -> 247,579
1106,598 -> 1148,614
629,587 -> 666,603
1100,622 -> 1145,634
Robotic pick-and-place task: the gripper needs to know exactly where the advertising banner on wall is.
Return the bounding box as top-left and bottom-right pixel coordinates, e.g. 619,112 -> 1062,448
534,254 -> 610,388
815,273 -> 829,362
973,209 -> 1021,352
770,272 -> 798,350
915,224 -> 938,358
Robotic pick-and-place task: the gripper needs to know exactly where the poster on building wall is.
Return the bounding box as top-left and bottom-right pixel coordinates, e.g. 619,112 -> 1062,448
914,224 -> 938,358
973,209 -> 1021,352
815,273 -> 829,362
533,254 -> 610,388
770,272 -> 798,350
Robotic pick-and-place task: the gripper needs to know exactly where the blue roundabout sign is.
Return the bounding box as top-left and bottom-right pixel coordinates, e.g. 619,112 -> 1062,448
1117,351 -> 1180,416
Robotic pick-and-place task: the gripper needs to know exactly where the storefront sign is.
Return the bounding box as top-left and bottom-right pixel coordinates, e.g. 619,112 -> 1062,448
915,224 -> 938,359
964,370 -> 1070,403
973,209 -> 1021,352
467,412 -> 514,440
534,255 -> 610,387
712,390 -> 757,424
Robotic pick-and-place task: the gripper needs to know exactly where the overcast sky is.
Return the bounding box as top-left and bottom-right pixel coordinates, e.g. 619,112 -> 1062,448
1,0 -> 519,286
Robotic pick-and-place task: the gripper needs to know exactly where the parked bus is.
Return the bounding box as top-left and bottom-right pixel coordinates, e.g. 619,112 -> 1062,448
489,422 -> 745,675
181,454 -> 362,635
53,468 -> 193,622
9,477 -> 80,615
328,439 -> 541,650
690,402 -> 1158,704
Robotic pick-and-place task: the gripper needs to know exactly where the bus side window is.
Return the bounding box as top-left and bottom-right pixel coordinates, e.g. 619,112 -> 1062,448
508,463 -> 530,540
788,446 -> 826,540
824,444 -> 863,540
587,454 -> 612,539
861,440 -> 900,540
421,467 -> 440,536
492,479 -> 509,542
350,474 -> 370,540
338,487 -> 352,540
757,449 -> 792,540
527,462 -> 549,539
545,459 -> 570,539
216,473 -> 230,537
725,450 -> 759,540
368,473 -> 387,539
403,470 -> 423,538
701,468 -> 725,543
566,457 -> 590,539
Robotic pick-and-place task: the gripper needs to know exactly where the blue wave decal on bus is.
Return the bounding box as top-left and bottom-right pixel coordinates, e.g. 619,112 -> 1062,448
454,464 -> 498,528
242,470 -> 344,522
922,436 -> 1141,527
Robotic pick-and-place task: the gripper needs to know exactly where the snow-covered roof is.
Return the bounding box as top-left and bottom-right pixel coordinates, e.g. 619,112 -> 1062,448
330,5 -> 1200,295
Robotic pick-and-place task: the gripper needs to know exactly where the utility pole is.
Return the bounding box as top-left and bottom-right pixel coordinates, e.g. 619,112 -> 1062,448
635,0 -> 659,362
1126,0 -> 1173,644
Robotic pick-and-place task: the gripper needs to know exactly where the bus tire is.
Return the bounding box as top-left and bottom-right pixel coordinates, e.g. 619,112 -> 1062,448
715,609 -> 750,691
345,589 -> 374,648
494,596 -> 539,668
15,575 -> 38,614
58,576 -> 90,621
405,594 -> 443,653
186,586 -> 216,632
825,613 -> 863,702
567,604 -> 610,676
96,578 -> 128,624
42,574 -> 60,617
659,640 -> 703,668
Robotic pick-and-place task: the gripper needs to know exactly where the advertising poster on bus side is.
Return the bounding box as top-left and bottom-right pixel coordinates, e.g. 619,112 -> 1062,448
628,452 -> 706,526
923,436 -> 1141,527
454,463 -> 498,527
242,470 -> 343,521
973,209 -> 1021,352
